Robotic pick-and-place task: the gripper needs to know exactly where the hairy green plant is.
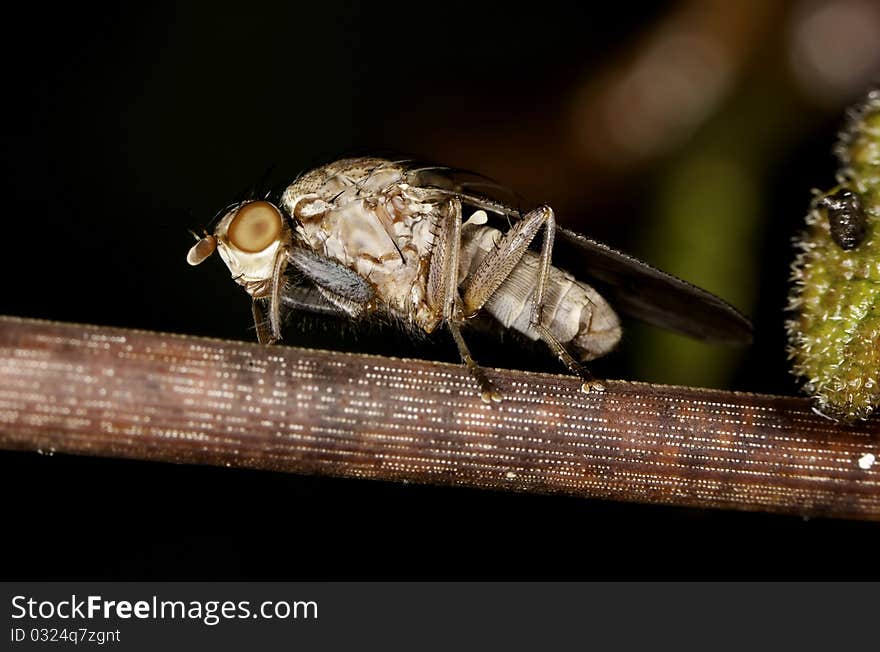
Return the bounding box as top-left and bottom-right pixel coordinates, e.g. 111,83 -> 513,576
787,88 -> 880,422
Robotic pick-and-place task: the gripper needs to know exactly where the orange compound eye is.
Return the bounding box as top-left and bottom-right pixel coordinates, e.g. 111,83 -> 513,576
227,201 -> 283,252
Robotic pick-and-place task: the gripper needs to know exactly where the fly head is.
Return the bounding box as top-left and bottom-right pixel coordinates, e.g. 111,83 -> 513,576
186,199 -> 290,297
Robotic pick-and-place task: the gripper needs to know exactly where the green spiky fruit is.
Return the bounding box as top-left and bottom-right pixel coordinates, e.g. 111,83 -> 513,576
787,88 -> 880,422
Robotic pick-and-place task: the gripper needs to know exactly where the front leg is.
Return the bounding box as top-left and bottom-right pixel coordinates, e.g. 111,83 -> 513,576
257,246 -> 376,344
250,250 -> 287,344
251,298 -> 273,345
286,246 -> 375,308
427,197 -> 501,403
266,249 -> 287,342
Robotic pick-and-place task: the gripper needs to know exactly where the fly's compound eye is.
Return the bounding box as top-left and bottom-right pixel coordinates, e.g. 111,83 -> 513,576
227,201 -> 284,252
187,234 -> 217,266
821,188 -> 867,250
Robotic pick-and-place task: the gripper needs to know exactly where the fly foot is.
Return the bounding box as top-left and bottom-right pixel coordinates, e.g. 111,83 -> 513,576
475,371 -> 503,404
571,360 -> 604,393
580,379 -> 606,393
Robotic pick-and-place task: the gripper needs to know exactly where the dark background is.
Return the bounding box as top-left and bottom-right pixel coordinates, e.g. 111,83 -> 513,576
2,1 -> 879,579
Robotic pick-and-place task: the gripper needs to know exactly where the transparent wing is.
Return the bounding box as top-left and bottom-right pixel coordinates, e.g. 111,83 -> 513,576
552,228 -> 752,343
403,163 -> 752,344
403,163 -> 527,218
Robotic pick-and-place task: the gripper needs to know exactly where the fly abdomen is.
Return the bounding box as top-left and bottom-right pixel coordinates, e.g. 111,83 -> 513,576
460,225 -> 622,361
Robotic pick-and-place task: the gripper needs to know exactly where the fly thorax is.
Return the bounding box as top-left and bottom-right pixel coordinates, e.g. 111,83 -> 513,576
288,194 -> 433,316
311,200 -> 408,272
283,171 -> 442,320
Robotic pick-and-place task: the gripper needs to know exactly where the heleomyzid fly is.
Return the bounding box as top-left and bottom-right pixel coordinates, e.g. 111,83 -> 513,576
189,157 -> 752,402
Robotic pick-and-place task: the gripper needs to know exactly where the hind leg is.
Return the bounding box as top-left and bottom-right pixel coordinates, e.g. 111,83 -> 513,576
459,204 -> 602,392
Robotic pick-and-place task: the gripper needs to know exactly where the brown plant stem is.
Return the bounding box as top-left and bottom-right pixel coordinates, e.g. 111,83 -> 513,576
0,315 -> 878,520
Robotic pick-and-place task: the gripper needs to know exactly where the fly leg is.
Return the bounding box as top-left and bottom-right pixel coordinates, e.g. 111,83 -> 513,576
448,321 -> 501,403
428,196 -> 502,403
251,299 -> 273,344
533,325 -> 605,392
255,245 -> 376,344
460,204 -> 555,319
246,251 -> 286,344
260,250 -> 288,343
286,246 -> 375,311
460,204 -> 603,393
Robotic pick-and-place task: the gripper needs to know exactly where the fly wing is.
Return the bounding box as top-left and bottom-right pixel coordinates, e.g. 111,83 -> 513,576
554,228 -> 752,344
403,164 -> 526,218
400,163 -> 752,344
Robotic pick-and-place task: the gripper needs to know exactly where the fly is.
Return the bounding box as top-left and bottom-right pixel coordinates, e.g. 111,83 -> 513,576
188,157 -> 752,402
